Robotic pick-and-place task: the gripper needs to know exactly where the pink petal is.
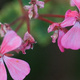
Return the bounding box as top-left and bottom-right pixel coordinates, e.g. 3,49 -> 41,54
0,29 -> 5,37
0,58 -> 7,80
24,5 -> 31,10
34,5 -> 38,18
19,43 -> 28,54
21,49 -> 26,54
65,9 -> 78,18
61,17 -> 76,27
1,30 -> 22,54
61,22 -> 80,50
72,0 -> 80,10
3,56 -> 30,80
65,10 -> 78,18
61,10 -> 78,27
48,23 -> 59,33
58,30 -> 65,52
51,30 -> 58,43
28,6 -> 33,19
25,44 -> 31,49
28,11 -> 33,19
36,1 -> 44,8
70,0 -> 75,6
24,31 -> 35,43
65,9 -> 72,18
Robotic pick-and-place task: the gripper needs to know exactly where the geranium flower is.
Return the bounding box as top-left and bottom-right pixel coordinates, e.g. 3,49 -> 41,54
70,0 -> 80,10
0,30 -> 30,80
0,23 -> 12,37
61,9 -> 80,50
24,0 -> 44,19
48,23 -> 67,52
15,31 -> 36,54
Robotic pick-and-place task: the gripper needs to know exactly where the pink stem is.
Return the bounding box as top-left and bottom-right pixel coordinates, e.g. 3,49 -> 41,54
38,16 -> 53,24
40,14 -> 65,18
18,0 -> 30,33
25,11 -> 30,33
9,16 -> 24,26
15,19 -> 25,32
18,0 -> 25,14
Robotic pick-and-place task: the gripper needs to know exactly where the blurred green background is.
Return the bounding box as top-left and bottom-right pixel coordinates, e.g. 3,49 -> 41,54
0,0 -> 80,80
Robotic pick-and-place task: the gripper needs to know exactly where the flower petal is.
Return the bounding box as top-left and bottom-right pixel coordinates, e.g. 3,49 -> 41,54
34,5 -> 38,18
70,0 -> 75,6
0,29 -> 5,37
1,30 -> 22,54
48,23 -> 59,33
36,1 -> 44,8
28,11 -> 33,19
24,31 -> 35,43
24,5 -> 31,10
72,0 -> 80,10
3,56 -> 30,80
61,10 -> 78,28
51,30 -> 58,43
58,30 -> 65,52
61,22 -> 80,50
65,10 -> 78,18
61,17 -> 76,27
28,5 -> 33,19
0,58 -> 7,80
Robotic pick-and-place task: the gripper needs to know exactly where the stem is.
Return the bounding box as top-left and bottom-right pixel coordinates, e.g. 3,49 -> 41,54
38,16 -> 53,24
9,16 -> 24,26
25,11 -> 30,33
18,0 -> 25,14
15,19 -> 25,32
18,0 -> 30,33
40,14 -> 65,18
31,0 -> 36,3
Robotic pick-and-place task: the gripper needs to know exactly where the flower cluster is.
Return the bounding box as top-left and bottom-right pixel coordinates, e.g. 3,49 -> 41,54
48,0 -> 80,52
0,30 -> 31,80
15,31 -> 36,54
24,0 -> 44,19
0,22 -> 36,80
48,23 -> 67,52
0,21 -> 37,80
61,0 -> 80,50
1,0 -> 80,79
0,0 -> 43,79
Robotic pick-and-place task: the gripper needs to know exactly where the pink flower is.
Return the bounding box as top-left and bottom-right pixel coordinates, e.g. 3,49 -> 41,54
24,5 -> 33,19
48,23 -> 67,52
0,23 -> 12,37
61,9 -> 80,50
15,31 -> 36,54
70,0 -> 75,6
0,30 -> 30,80
24,0 -> 44,19
70,0 -> 80,11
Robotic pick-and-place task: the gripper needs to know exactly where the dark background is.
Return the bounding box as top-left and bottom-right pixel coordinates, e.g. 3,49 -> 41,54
0,0 -> 80,80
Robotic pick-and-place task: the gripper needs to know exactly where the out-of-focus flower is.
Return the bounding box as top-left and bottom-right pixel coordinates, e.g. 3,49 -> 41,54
70,0 -> 75,6
0,23 -> 12,37
48,23 -> 67,52
70,0 -> 80,11
15,31 -> 36,54
24,0 -> 44,19
0,30 -> 30,80
61,9 -> 80,50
